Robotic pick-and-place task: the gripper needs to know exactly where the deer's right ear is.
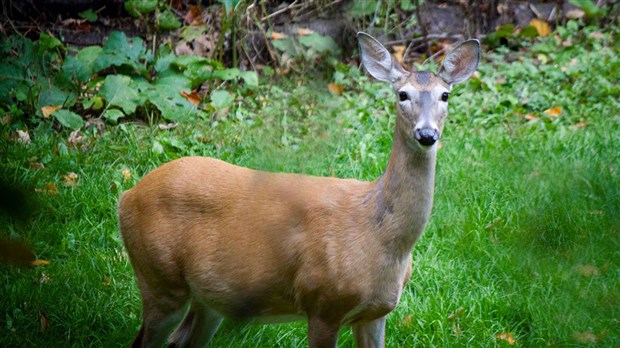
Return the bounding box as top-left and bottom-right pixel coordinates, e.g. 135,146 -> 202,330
358,32 -> 407,83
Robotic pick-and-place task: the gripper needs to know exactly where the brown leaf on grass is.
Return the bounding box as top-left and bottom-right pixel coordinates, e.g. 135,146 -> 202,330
180,90 -> 201,106
158,122 -> 179,131
41,105 -> 62,118
496,332 -> 516,345
543,106 -> 562,116
68,128 -> 86,148
589,31 -> 604,41
296,27 -> 315,36
30,162 -> 45,170
392,45 -> 406,63
40,314 -> 49,332
327,83 -> 344,95
569,121 -> 587,130
85,118 -> 105,134
16,130 -> 30,145
448,307 -> 465,321
31,259 -> 50,266
401,313 -> 415,327
122,168 -> 132,183
35,183 -> 58,196
573,331 -> 597,344
576,264 -> 601,277
271,31 -> 288,40
530,18 -> 550,36
62,172 -> 79,186
102,274 -> 111,286
524,114 -> 539,121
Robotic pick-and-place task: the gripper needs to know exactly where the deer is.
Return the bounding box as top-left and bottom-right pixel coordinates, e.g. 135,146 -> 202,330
118,32 -> 480,348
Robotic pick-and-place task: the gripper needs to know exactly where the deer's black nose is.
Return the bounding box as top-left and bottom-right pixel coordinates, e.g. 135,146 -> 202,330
414,128 -> 439,146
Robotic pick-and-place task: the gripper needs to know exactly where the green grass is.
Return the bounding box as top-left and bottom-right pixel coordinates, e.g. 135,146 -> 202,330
1,25 -> 619,346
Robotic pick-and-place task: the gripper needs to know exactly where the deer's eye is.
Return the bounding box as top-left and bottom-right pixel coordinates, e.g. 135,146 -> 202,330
441,92 -> 450,102
398,91 -> 408,101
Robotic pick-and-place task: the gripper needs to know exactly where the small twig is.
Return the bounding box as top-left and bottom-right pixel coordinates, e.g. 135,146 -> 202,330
260,0 -> 299,22
422,47 -> 446,66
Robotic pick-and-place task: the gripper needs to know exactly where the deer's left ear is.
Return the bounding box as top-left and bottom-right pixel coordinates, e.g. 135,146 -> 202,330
358,32 -> 408,84
439,39 -> 480,86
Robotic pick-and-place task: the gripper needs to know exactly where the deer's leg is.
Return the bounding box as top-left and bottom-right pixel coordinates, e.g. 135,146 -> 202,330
168,300 -> 223,347
133,286 -> 188,348
308,316 -> 340,348
352,316 -> 386,348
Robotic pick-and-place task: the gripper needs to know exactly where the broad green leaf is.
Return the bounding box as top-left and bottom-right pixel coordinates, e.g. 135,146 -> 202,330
213,68 -> 240,80
271,37 -> 298,56
240,71 -> 259,88
39,86 -> 76,108
125,0 -> 157,16
79,9 -> 98,22
210,90 -> 234,109
180,26 -> 207,42
157,10 -> 181,30
52,109 -> 84,129
100,75 -> 141,114
298,34 -> 340,54
568,0 -> 606,17
152,140 -> 164,155
103,109 -> 125,123
38,33 -> 63,52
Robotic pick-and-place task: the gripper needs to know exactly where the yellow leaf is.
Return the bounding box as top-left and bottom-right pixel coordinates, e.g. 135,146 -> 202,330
122,168 -> 132,183
62,172 -> 79,186
530,18 -> 550,36
31,259 -> 50,266
296,27 -> 314,36
41,105 -> 62,118
543,106 -> 562,116
327,83 -> 344,95
271,32 -> 288,40
35,183 -> 58,195
392,45 -> 406,63
496,332 -> 516,345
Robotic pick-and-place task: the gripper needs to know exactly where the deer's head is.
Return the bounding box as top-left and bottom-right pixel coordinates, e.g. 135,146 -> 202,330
358,33 -> 480,151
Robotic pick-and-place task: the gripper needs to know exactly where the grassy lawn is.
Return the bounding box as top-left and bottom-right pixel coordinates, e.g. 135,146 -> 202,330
2,25 -> 619,346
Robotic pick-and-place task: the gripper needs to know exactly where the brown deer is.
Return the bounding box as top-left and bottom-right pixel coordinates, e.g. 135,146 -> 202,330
118,32 -> 480,347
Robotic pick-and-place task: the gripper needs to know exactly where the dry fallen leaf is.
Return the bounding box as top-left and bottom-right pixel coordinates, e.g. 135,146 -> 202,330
401,313 -> 415,327
30,162 -> 45,170
158,122 -> 179,131
566,9 -> 585,19
31,259 -> 51,266
569,121 -> 587,130
271,31 -> 288,40
39,272 -> 50,284
496,332 -> 516,345
183,4 -> 204,25
16,130 -> 31,145
180,90 -> 201,106
68,128 -> 85,148
41,105 -> 62,118
62,172 -> 79,186
122,168 -> 132,183
296,27 -> 315,36
35,183 -> 58,196
544,106 -> 562,117
576,263 -> 601,277
327,83 -> 344,95
40,314 -> 49,332
448,307 -> 465,321
530,18 -> 550,36
392,45 -> 406,63
573,331 -> 597,344
102,274 -> 111,286
524,114 -> 539,121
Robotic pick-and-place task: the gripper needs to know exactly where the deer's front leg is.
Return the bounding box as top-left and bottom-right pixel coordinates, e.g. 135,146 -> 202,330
352,316 -> 386,348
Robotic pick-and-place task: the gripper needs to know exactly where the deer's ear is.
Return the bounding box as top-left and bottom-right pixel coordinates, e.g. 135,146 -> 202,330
439,39 -> 480,86
358,32 -> 407,83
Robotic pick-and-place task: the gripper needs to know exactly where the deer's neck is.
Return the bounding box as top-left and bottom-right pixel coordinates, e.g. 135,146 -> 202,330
367,128 -> 437,255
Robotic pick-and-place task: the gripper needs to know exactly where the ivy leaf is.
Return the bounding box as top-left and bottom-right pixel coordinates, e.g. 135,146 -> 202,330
52,109 -> 84,129
78,9 -> 98,22
240,71 -> 259,88
100,75 -> 141,115
298,34 -> 340,54
157,9 -> 181,30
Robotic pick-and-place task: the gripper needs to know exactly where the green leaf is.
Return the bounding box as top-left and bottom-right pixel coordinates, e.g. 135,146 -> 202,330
152,140 -> 164,155
180,26 -> 207,42
157,9 -> 181,30
271,37 -> 298,56
52,109 -> 84,129
568,0 -> 606,17
213,68 -> 240,80
103,109 -> 125,124
38,33 -> 63,52
210,90 -> 234,109
298,34 -> 340,54
125,0 -> 157,16
240,71 -> 259,88
519,25 -> 538,39
39,86 -> 76,108
100,75 -> 141,114
79,9 -> 98,22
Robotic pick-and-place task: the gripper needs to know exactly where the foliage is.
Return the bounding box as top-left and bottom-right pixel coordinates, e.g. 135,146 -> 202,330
0,17 -> 619,348
0,32 -> 259,129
